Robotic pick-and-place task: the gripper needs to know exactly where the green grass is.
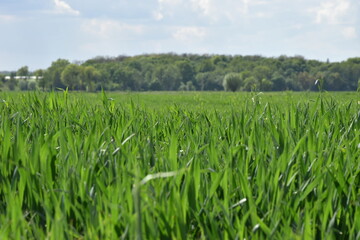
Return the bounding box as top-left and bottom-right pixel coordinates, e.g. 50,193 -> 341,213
0,91 -> 359,239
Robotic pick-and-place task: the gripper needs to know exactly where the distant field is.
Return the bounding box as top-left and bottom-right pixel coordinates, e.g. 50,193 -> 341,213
0,91 -> 359,239
2,91 -> 359,110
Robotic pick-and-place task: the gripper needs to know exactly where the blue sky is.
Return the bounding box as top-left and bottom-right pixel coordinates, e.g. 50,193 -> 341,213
0,0 -> 359,71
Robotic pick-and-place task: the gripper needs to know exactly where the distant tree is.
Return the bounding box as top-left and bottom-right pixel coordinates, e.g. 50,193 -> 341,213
19,80 -> 28,91
259,78 -> 273,91
239,70 -> 252,80
163,65 -> 182,90
0,74 -> 5,89
196,72 -> 223,91
253,66 -> 272,82
212,55 -> 229,68
38,72 -> 48,91
223,73 -> 242,92
95,69 -> 110,91
176,61 -> 195,83
243,76 -> 258,91
198,59 -> 215,72
350,64 -> 360,90
112,67 -> 141,91
16,67 -> 29,90
32,69 -> 45,90
285,77 -> 301,91
297,72 -> 316,91
179,81 -> 196,91
8,74 -> 17,90
28,80 -> 37,90
324,72 -> 344,91
61,64 -> 82,90
152,65 -> 181,90
149,77 -> 162,91
17,66 -> 29,77
128,60 -> 142,71
44,59 -> 70,89
271,72 -> 286,91
81,66 -> 101,91
347,57 -> 360,65
33,69 -> 44,78
286,56 -> 307,73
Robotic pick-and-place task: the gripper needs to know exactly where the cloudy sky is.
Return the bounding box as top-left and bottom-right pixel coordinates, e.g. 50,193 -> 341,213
0,0 -> 359,71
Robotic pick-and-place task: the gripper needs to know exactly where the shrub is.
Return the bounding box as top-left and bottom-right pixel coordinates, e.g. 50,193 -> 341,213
223,73 -> 242,92
19,80 -> 28,91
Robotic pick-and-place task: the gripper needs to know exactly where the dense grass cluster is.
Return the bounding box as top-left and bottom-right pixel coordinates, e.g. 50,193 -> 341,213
0,91 -> 359,239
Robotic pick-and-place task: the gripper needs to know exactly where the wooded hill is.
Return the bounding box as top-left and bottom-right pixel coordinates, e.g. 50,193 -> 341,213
2,54 -> 360,91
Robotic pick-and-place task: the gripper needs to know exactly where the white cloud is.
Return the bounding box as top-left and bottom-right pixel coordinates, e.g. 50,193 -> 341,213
82,19 -> 144,39
342,26 -> 357,39
153,11 -> 164,21
189,0 -> 270,22
191,0 -> 212,16
190,0 -> 241,21
242,0 -> 251,14
154,0 -> 182,20
172,26 -> 206,41
158,0 -> 181,4
310,0 -> 350,24
153,0 -> 271,23
0,15 -> 18,22
54,0 -> 80,16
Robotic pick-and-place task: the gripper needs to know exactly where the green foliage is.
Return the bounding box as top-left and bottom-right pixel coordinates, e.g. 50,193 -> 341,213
7,77 -> 17,90
18,79 -> 28,91
198,59 -> 215,72
0,92 -> 359,239
44,59 -> 70,89
28,79 -> 37,90
271,72 -> 286,91
178,81 -> 196,91
244,76 -> 258,91
259,78 -> 273,91
33,69 -> 44,78
195,72 -> 223,91
3,54 -> 360,92
112,66 -> 141,91
61,64 -> 82,90
16,66 -> 29,77
176,60 -> 195,83
0,78 -> 3,90
81,66 -> 101,92
223,73 -> 242,92
252,65 -> 272,81
152,65 -> 181,91
315,77 -> 325,92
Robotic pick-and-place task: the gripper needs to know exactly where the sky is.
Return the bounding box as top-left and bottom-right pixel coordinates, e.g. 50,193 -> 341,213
0,0 -> 359,71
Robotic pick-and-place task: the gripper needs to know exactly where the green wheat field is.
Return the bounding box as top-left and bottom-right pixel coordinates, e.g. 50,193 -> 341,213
0,91 -> 359,239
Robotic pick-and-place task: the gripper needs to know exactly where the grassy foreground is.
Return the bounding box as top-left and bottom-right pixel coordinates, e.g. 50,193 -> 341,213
0,91 -> 359,239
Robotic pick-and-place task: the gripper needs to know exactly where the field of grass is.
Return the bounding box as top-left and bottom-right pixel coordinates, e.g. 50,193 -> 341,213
0,91 -> 359,239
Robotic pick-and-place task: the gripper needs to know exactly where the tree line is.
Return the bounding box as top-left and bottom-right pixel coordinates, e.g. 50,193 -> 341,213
1,54 -> 360,91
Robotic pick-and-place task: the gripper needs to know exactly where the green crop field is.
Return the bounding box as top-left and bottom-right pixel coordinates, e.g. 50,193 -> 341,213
0,91 -> 359,239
